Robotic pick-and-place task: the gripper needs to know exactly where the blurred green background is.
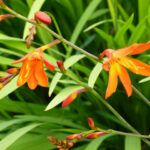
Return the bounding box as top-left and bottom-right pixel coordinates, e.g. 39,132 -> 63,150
0,0 -> 150,149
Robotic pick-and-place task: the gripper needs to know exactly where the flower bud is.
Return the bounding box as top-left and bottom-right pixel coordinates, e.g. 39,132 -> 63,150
66,134 -> 78,140
62,88 -> 87,107
85,132 -> 107,139
6,68 -> 20,74
68,141 -> 75,148
35,11 -> 51,24
57,60 -> 66,73
88,118 -> 97,130
0,14 -> 14,21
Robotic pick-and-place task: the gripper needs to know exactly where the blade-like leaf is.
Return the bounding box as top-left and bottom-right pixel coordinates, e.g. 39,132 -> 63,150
88,63 -> 102,88
0,123 -> 41,150
0,75 -> 18,100
125,136 -> 141,150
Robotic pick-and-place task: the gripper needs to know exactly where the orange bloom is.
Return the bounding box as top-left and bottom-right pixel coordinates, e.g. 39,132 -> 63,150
99,41 -> 150,99
12,39 -> 60,90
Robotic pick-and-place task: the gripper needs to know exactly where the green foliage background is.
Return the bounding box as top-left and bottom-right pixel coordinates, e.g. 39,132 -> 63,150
0,0 -> 150,149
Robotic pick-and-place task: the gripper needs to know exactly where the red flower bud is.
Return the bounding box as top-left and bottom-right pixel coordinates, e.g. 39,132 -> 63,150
85,132 -> 107,139
62,88 -> 87,107
57,60 -> 66,73
88,118 -> 97,130
6,68 -> 20,74
35,11 -> 51,24
0,14 -> 14,22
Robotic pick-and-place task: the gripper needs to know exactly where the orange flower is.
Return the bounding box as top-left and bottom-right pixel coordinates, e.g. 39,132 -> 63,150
12,39 -> 60,90
99,41 -> 150,99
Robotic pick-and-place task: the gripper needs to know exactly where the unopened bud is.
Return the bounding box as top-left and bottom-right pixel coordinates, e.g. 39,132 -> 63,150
57,60 -> 66,73
0,74 -> 14,82
6,68 -> 20,74
68,141 -> 75,148
35,11 -> 51,24
88,118 -> 97,130
0,14 -> 14,21
85,132 -> 107,139
0,84 -> 3,89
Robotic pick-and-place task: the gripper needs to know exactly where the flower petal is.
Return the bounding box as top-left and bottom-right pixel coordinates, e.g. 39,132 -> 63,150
35,60 -> 48,87
105,63 -> 118,99
27,72 -> 38,90
102,60 -> 110,71
119,57 -> 150,76
116,63 -> 132,97
17,60 -> 34,86
114,41 -> 150,58
12,54 -> 29,64
43,57 -> 55,71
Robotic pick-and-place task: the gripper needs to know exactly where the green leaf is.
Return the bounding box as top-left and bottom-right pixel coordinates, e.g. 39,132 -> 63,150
69,0 -> 102,51
23,0 -> 46,39
114,14 -> 134,43
48,54 -> 85,96
0,123 -> 41,150
0,75 -> 18,100
139,76 -> 150,83
95,28 -> 114,47
128,18 -> 146,45
46,86 -> 83,111
88,63 -> 102,88
85,134 -> 114,150
125,136 -> 141,150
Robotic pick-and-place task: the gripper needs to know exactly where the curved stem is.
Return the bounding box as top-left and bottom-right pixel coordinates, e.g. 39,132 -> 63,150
65,71 -> 150,145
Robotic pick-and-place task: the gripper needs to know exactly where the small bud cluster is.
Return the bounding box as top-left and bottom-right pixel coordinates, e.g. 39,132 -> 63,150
47,136 -> 75,150
26,11 -> 52,49
0,68 -> 20,90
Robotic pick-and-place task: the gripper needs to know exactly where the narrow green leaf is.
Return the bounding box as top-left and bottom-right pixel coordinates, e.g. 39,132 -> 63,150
95,28 -> 114,47
107,0 -> 117,29
23,0 -> 46,39
0,75 -> 18,100
85,134 -> 114,150
125,136 -> 141,150
0,123 -> 41,150
69,0 -> 102,51
48,54 -> 85,96
46,86 -> 83,111
139,76 -> 150,83
128,18 -> 146,45
88,63 -> 102,88
114,14 -> 134,42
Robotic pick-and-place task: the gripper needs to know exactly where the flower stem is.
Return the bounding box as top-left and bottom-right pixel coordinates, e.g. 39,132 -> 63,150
65,71 -> 150,145
132,85 -> 150,107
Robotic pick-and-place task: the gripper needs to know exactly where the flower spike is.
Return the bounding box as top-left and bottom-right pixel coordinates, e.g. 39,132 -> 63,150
99,41 -> 150,99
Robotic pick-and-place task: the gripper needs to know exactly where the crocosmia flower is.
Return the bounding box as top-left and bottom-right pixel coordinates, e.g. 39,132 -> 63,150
99,41 -> 150,99
12,39 -> 60,89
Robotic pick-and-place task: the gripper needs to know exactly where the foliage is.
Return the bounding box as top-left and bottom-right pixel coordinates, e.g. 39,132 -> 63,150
0,0 -> 150,150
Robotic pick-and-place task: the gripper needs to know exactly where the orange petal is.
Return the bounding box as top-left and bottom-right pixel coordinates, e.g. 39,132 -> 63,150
115,63 -> 132,97
114,41 -> 150,58
102,60 -> 110,71
105,63 -> 118,99
17,60 -> 34,87
43,57 -> 55,71
119,57 -> 150,76
12,54 -> 29,64
35,60 -> 48,87
27,73 -> 38,90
